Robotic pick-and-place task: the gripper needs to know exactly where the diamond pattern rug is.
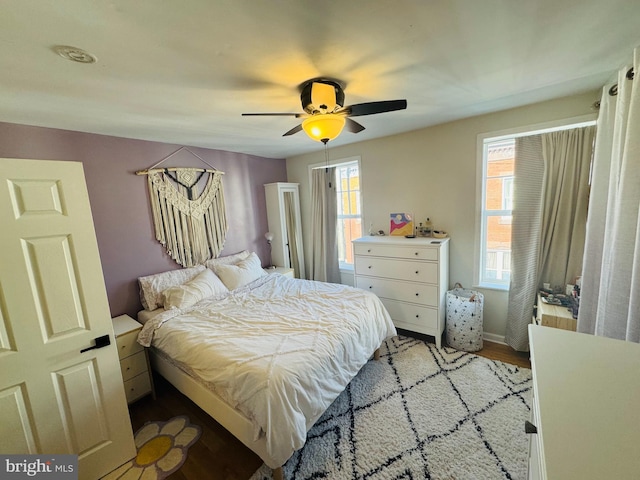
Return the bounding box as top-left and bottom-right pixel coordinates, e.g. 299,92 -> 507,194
251,335 -> 532,480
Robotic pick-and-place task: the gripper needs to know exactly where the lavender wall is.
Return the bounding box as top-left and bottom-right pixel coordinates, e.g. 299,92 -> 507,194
0,122 -> 287,318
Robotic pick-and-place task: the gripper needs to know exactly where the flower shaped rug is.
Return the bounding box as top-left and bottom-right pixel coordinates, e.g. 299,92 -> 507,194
103,415 -> 201,480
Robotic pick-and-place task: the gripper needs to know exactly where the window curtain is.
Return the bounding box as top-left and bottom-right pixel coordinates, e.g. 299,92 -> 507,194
578,47 -> 639,342
505,126 -> 595,351
310,167 -> 340,283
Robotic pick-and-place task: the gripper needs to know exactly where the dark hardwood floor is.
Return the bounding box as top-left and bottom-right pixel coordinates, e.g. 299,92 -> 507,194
128,337 -> 530,479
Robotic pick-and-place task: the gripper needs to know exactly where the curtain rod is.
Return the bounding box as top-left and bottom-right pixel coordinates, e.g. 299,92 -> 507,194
608,67 -> 635,97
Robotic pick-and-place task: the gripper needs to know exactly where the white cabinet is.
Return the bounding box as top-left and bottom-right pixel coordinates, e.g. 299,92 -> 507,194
353,236 -> 449,347
113,315 -> 155,404
264,182 -> 305,279
528,325 -> 640,479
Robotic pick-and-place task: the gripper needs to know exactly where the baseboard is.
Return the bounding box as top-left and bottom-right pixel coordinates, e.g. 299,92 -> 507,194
483,332 -> 506,345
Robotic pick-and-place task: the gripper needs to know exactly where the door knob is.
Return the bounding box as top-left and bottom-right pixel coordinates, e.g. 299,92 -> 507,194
80,334 -> 111,353
524,420 -> 538,434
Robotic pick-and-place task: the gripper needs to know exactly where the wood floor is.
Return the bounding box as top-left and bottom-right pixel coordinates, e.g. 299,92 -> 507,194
128,337 -> 530,480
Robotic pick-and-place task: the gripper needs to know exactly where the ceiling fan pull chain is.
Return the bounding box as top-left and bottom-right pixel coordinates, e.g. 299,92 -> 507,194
324,142 -> 332,188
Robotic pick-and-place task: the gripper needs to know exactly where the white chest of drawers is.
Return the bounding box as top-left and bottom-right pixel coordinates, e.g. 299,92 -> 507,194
353,236 -> 449,347
113,314 -> 155,404
528,325 -> 640,479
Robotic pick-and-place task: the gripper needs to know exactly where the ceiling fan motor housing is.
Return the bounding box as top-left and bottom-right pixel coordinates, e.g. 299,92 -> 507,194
301,79 -> 345,114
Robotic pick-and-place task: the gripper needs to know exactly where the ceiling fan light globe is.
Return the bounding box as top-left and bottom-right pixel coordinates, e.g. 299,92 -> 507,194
301,115 -> 346,143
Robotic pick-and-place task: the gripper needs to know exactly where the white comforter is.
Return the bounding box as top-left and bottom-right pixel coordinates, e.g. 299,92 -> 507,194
137,274 -> 396,468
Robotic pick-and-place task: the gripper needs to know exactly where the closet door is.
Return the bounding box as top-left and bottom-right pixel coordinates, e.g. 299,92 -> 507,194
264,183 -> 305,279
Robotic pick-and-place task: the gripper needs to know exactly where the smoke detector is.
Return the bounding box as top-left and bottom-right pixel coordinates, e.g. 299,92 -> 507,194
53,45 -> 97,64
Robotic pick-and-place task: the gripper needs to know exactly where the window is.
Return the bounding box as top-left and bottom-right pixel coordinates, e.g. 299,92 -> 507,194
335,161 -> 362,268
475,116 -> 597,290
479,139 -> 514,289
309,157 -> 363,270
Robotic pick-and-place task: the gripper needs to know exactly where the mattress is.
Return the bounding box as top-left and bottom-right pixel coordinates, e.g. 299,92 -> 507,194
137,274 -> 396,467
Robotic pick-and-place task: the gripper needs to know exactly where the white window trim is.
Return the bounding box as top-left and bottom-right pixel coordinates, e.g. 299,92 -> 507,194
474,114 -> 596,291
308,156 -> 363,272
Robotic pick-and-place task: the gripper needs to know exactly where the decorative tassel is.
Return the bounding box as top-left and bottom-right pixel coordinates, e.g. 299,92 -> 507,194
147,171 -> 228,266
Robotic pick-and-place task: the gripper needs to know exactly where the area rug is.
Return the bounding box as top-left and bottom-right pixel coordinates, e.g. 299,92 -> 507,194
251,336 -> 532,480
102,415 -> 201,480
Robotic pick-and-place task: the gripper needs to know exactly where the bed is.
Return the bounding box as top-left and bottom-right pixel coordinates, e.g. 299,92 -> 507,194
135,251 -> 397,479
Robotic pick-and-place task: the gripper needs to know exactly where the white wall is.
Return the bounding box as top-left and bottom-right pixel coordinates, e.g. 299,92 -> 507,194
286,90 -> 599,342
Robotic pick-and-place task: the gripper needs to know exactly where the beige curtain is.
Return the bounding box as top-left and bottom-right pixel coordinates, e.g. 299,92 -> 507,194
506,126 -> 595,351
310,168 -> 340,283
283,192 -> 303,278
538,127 -> 595,287
579,48 -> 639,342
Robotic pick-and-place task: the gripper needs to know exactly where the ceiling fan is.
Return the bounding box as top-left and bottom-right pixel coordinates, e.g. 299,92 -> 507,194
242,78 -> 407,144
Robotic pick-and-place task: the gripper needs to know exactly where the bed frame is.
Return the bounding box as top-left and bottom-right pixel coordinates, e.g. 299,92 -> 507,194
149,346 -> 381,480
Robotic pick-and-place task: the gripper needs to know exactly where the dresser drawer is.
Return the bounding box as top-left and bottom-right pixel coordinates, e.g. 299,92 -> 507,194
381,298 -> 438,330
354,243 -> 438,261
120,350 -> 148,381
116,329 -> 144,359
355,256 -> 437,283
355,276 -> 438,306
123,372 -> 152,403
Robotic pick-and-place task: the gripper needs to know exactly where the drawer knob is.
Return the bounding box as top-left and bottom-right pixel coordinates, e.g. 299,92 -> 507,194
369,286 -> 373,289
415,270 -> 419,274
415,293 -> 419,296
415,252 -> 419,255
368,265 -> 372,269
367,249 -> 371,253
525,421 -> 538,434
415,314 -> 419,318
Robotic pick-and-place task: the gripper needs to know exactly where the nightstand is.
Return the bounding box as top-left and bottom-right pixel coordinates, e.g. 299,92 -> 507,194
533,294 -> 576,331
112,314 -> 155,403
264,266 -> 295,278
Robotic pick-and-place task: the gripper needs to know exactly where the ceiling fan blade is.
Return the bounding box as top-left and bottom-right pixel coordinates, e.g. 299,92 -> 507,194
345,118 -> 365,133
342,99 -> 407,117
282,124 -> 303,136
242,112 -> 301,116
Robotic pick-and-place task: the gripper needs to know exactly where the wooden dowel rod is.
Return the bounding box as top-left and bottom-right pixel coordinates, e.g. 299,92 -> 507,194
135,167 -> 224,176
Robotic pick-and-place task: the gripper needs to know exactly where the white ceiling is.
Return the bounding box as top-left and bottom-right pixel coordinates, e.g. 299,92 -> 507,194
1,0 -> 638,159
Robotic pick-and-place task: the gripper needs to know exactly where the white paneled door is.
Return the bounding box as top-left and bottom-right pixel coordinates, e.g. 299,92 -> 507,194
0,159 -> 135,479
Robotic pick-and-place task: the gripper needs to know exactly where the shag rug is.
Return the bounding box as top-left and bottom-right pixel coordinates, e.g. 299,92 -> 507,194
251,336 -> 532,480
103,415 -> 201,480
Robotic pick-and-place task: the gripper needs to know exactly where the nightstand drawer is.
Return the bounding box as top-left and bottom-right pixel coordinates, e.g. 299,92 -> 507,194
120,350 -> 148,382
123,372 -> 152,403
116,330 -> 143,359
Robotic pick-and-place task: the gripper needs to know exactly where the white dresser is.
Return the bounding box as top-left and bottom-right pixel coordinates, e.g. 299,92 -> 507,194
528,325 -> 640,479
353,236 -> 449,347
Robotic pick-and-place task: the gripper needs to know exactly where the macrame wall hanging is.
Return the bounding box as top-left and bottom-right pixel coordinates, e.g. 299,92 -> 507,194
136,147 -> 228,267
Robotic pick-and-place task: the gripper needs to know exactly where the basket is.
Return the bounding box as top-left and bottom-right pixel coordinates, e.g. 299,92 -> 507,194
445,283 -> 484,352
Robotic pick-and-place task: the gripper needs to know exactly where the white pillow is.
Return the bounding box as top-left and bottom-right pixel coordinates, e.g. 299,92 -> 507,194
213,252 -> 267,290
162,269 -> 229,310
138,265 -> 206,310
205,250 -> 250,270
